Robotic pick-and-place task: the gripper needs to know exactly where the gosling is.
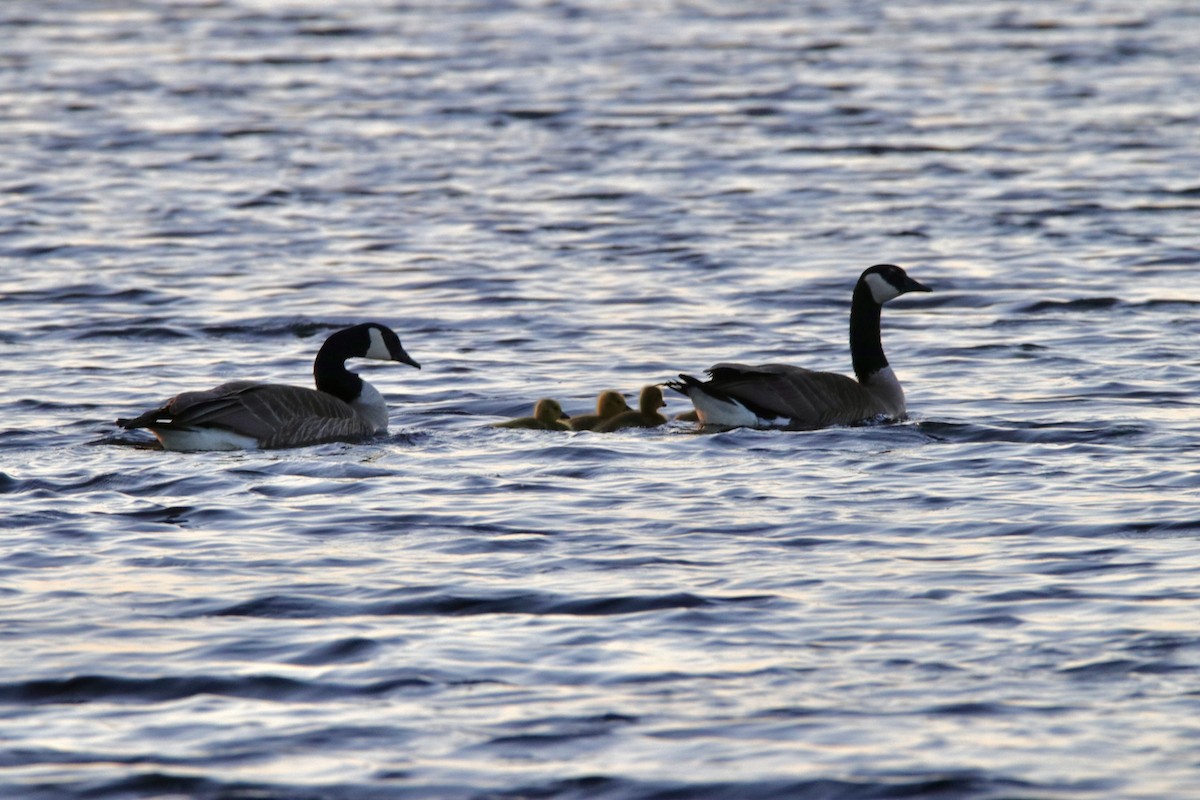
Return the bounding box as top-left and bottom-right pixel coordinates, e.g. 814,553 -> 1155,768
595,386 -> 668,432
568,390 -> 631,431
492,398 -> 571,431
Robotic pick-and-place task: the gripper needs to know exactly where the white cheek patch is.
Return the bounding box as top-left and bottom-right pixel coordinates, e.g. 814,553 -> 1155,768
365,326 -> 392,360
864,272 -> 901,305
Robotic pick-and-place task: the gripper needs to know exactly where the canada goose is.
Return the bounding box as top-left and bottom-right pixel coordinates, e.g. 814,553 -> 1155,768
117,323 -> 420,451
493,399 -> 571,431
568,390 -> 631,431
667,264 -> 931,430
595,385 -> 668,432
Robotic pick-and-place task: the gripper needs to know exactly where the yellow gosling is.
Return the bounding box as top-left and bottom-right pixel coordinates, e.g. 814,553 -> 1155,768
596,385 -> 668,432
568,390 -> 631,431
492,398 -> 571,431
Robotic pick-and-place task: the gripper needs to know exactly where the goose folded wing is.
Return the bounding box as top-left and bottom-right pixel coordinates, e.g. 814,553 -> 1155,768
705,363 -> 880,429
259,412 -> 377,449
166,383 -> 373,446
117,382 -> 260,431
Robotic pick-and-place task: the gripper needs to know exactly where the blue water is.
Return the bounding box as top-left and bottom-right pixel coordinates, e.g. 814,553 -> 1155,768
3,1 -> 1200,798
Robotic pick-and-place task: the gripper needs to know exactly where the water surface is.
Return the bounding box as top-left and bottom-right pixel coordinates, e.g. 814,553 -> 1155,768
2,1 -> 1200,798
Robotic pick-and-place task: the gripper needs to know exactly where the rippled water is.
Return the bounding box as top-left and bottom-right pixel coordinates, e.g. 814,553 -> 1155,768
3,1 -> 1200,798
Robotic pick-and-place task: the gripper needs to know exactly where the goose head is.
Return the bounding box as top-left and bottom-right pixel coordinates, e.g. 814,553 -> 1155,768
315,323 -> 420,384
860,264 -> 932,306
356,323 -> 421,368
313,323 -> 420,430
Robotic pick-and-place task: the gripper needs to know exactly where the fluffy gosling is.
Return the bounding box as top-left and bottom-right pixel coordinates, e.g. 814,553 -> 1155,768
596,385 -> 668,432
492,398 -> 571,431
568,390 -> 631,431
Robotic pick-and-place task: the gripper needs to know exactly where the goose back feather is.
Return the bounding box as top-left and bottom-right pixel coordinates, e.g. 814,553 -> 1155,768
121,382 -> 376,450
677,363 -> 902,430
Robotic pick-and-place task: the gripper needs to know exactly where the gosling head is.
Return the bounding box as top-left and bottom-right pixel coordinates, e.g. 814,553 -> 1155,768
638,385 -> 666,414
534,399 -> 569,424
596,390 -> 631,418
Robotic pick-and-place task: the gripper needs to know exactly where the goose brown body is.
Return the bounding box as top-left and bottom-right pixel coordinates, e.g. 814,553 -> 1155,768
673,364 -> 899,430
119,382 -> 375,449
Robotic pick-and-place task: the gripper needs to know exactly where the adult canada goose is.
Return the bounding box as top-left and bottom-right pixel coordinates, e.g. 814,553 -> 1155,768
595,385 -> 668,432
667,264 -> 931,430
568,390 -> 631,431
493,399 -> 571,431
117,323 -> 420,451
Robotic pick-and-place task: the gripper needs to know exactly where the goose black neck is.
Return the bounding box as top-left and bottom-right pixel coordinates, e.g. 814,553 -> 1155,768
849,281 -> 887,383
313,331 -> 364,403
